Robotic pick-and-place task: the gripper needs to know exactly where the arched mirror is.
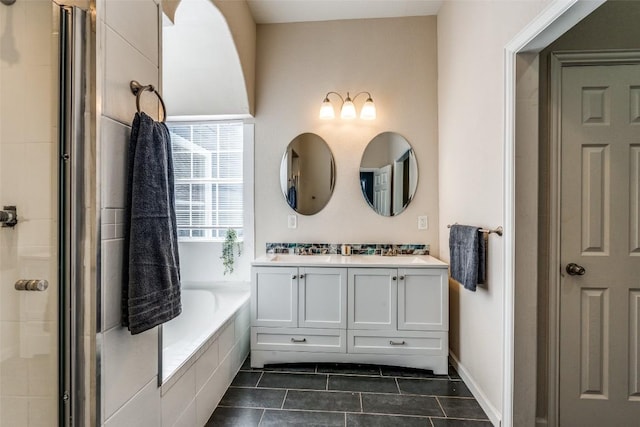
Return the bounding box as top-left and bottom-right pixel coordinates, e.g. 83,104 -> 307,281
360,132 -> 418,216
280,133 -> 335,215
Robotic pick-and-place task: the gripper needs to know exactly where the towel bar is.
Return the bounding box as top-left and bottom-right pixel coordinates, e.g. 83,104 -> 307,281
130,80 -> 167,122
447,224 -> 503,236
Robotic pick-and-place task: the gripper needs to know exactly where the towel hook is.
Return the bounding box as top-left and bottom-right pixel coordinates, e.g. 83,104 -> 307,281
130,80 -> 167,122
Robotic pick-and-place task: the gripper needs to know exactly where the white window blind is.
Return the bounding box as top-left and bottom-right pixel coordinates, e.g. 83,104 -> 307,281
166,121 -> 243,240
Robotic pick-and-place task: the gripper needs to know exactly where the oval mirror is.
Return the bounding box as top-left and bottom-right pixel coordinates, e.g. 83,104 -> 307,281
359,132 -> 418,216
280,133 -> 335,215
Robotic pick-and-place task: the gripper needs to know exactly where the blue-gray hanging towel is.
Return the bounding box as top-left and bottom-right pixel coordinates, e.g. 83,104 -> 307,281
449,224 -> 486,291
122,112 -> 181,334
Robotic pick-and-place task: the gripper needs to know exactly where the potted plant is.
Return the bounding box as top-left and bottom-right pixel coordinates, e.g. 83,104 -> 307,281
221,228 -> 242,275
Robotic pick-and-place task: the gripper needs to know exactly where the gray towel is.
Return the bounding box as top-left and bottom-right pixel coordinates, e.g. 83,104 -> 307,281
449,225 -> 486,291
122,112 -> 181,334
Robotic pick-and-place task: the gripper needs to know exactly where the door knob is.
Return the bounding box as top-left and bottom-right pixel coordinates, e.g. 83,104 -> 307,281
566,263 -> 586,276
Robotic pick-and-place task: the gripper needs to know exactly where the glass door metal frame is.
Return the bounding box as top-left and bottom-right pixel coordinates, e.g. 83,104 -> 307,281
58,5 -> 87,426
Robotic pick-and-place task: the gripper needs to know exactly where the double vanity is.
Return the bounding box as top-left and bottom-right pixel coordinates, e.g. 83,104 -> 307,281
250,254 -> 449,374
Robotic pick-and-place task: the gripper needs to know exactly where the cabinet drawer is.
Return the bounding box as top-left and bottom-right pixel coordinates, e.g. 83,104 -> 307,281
252,327 -> 346,353
348,330 -> 447,356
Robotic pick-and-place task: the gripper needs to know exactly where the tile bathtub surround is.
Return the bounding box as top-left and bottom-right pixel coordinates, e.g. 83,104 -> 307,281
265,243 -> 430,255
207,356 -> 490,426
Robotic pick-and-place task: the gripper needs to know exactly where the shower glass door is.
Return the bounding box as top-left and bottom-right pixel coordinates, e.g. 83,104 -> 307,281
1,0 -> 61,425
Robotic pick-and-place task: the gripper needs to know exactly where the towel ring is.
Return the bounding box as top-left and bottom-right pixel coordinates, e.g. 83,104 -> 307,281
130,80 -> 167,122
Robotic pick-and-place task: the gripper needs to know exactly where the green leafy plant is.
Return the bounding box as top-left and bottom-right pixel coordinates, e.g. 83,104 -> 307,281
221,228 -> 242,275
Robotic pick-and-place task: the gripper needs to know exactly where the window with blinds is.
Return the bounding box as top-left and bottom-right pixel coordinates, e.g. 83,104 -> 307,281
166,121 -> 243,240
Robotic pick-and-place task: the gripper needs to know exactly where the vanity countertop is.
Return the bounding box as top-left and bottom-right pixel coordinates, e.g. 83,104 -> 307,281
252,254 -> 448,268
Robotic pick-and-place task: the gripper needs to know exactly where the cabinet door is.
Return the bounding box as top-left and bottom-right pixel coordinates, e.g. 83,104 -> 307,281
348,268 -> 397,330
252,267 -> 298,327
299,267 -> 347,329
398,268 -> 448,331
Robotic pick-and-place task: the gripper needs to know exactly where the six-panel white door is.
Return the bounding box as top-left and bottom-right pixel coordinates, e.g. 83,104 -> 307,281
560,63 -> 640,425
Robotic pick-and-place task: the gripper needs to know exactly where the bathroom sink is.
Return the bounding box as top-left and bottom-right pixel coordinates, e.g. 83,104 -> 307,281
269,254 -> 332,263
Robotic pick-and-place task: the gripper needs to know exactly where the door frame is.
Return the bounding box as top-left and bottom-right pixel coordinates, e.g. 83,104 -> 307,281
503,1 -> 605,426
546,49 -> 640,426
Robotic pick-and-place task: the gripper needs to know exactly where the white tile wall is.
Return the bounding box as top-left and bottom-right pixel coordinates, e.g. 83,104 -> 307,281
196,353 -> 232,427
195,340 -> 219,393
102,326 -> 158,419
104,379 -> 161,427
103,26 -> 159,124
101,118 -> 131,209
218,321 -> 235,360
105,0 -> 159,65
161,368 -> 196,427
102,239 -> 124,330
172,400 -> 197,427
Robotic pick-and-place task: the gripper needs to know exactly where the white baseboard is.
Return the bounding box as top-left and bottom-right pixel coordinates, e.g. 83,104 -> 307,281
449,351 -> 502,427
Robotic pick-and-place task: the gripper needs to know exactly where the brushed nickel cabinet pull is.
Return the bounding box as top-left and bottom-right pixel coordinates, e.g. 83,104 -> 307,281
291,337 -> 307,343
389,340 -> 406,346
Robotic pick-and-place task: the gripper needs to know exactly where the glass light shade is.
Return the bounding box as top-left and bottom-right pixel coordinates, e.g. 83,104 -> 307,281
340,99 -> 357,119
360,98 -> 376,120
319,99 -> 335,119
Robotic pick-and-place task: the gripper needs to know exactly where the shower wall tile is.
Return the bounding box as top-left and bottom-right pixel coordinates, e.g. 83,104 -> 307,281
0,396 -> 28,427
22,0 -> 53,67
102,239 -> 124,331
101,118 -> 130,209
103,326 -> 158,420
23,65 -> 53,143
104,378 -> 160,427
0,67 -> 26,143
103,26 -> 159,125
105,0 -> 159,65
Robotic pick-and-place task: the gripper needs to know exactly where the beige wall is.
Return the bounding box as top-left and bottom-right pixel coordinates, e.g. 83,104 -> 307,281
163,0 -> 255,117
437,1 -> 549,424
255,16 -> 438,254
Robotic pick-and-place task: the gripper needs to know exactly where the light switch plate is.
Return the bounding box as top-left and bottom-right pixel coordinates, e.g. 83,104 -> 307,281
418,215 -> 428,230
288,214 -> 297,229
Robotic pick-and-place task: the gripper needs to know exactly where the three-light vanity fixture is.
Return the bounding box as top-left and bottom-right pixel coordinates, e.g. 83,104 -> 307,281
319,91 -> 376,120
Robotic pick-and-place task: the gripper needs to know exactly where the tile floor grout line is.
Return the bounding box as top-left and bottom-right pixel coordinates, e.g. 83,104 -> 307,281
349,410 -> 440,419
226,384 -> 476,399
280,389 -> 288,410
344,412 -> 347,427
326,374 -> 329,391
257,408 -> 266,426
256,371 -> 264,387
359,392 -> 363,413
430,416 -> 492,422
435,396 -> 447,418
394,377 -> 401,394
428,416 -> 435,427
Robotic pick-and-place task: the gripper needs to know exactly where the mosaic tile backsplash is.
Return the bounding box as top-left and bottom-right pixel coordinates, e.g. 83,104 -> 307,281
266,243 -> 429,256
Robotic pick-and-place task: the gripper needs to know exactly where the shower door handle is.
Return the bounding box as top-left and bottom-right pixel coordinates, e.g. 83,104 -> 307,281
15,279 -> 49,291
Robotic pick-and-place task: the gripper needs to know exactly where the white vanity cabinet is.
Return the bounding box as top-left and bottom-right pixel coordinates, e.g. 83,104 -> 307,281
251,256 -> 449,374
252,266 -> 348,353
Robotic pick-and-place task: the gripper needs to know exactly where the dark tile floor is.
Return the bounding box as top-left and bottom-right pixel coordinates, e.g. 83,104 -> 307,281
206,355 -> 491,426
